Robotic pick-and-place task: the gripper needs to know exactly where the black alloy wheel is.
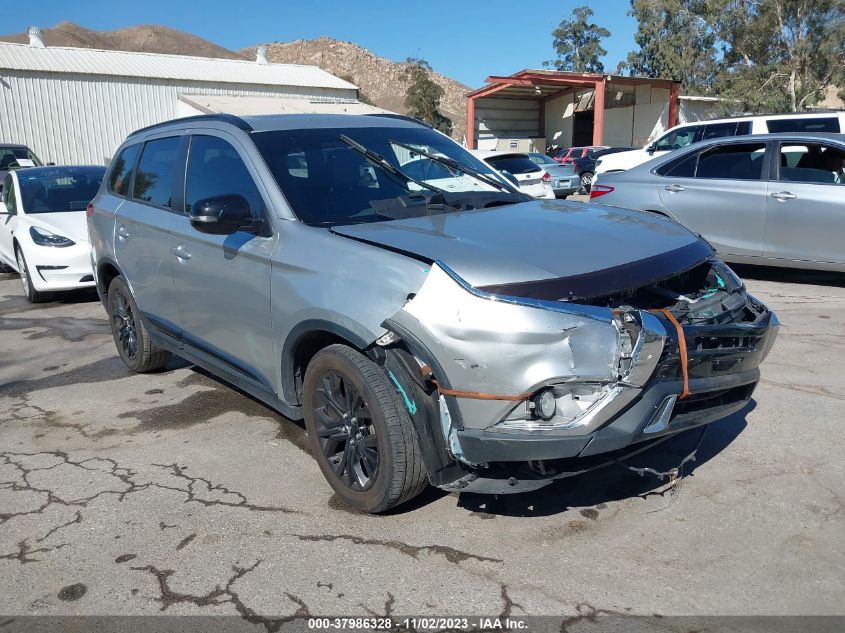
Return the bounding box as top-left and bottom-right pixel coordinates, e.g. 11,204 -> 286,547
312,369 -> 380,491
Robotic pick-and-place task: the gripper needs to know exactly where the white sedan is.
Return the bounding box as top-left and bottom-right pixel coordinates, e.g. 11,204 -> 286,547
470,150 -> 555,199
0,165 -> 105,302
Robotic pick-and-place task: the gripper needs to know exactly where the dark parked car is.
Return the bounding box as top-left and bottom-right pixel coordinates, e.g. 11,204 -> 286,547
0,144 -> 43,190
554,146 -> 606,166
572,146 -> 637,192
88,113 -> 779,513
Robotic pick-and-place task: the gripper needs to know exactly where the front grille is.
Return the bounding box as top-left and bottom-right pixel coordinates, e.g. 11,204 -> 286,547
672,384 -> 755,417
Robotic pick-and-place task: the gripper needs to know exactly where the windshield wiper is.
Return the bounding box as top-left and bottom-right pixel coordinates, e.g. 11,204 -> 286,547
388,140 -> 527,197
339,134 -> 448,196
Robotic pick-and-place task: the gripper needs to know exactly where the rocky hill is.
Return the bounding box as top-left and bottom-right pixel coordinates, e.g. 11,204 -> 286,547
0,24 -> 469,138
0,22 -> 244,59
243,37 -> 469,139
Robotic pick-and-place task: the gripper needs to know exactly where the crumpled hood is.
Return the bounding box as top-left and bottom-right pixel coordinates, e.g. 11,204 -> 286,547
332,199 -> 709,293
26,212 -> 89,244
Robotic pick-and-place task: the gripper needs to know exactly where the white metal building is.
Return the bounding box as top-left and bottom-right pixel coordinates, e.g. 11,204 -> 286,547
0,28 -> 371,165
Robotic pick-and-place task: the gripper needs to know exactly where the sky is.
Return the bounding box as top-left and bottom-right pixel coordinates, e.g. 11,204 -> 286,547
6,1 -> 638,87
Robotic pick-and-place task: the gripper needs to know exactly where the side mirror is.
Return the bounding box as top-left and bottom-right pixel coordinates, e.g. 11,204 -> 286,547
189,195 -> 258,235
646,142 -> 657,153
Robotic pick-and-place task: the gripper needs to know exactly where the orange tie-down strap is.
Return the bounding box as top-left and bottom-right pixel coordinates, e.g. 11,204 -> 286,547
649,308 -> 691,399
419,365 -> 534,401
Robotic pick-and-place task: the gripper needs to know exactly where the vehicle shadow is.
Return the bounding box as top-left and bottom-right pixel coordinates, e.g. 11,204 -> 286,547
0,283 -> 100,315
155,362 -> 752,519
731,264 -> 845,288
453,401 -> 753,518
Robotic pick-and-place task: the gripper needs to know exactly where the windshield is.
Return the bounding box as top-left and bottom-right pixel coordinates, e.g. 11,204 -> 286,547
19,167 -> 106,214
0,147 -> 42,170
252,126 -> 513,226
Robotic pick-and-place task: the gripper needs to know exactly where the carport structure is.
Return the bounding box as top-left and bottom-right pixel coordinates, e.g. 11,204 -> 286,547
466,69 -> 680,151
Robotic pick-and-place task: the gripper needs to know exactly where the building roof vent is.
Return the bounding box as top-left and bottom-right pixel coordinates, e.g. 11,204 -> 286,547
256,46 -> 269,65
27,26 -> 46,48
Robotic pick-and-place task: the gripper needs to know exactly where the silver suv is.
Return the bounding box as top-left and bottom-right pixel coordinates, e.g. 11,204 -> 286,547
88,114 -> 779,512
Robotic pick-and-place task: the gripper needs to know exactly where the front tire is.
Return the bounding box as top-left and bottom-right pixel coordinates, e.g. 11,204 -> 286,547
15,247 -> 53,303
106,276 -> 170,372
303,344 -> 427,513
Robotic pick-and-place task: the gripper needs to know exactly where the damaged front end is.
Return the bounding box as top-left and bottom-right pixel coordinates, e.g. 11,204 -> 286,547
379,253 -> 778,494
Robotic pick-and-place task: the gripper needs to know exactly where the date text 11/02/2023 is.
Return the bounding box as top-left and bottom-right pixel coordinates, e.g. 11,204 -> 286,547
306,617 -> 529,630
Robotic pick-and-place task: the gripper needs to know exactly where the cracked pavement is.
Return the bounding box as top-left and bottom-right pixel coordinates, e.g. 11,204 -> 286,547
0,267 -> 843,626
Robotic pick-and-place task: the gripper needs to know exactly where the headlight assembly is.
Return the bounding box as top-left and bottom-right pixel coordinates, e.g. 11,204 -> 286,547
30,226 -> 75,248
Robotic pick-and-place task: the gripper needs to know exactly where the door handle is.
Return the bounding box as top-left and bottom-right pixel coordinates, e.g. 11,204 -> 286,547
770,191 -> 797,201
117,225 -> 130,239
171,244 -> 191,261
664,184 -> 685,192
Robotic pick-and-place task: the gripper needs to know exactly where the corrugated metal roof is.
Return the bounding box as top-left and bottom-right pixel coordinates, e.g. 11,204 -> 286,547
177,94 -> 391,116
0,41 -> 356,90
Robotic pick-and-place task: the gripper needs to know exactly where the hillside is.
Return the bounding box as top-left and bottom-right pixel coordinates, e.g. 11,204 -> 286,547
0,24 -> 469,138
243,37 -> 469,139
0,22 -> 244,59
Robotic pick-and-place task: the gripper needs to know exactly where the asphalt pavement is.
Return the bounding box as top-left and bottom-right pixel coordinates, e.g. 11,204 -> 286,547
1,263 -> 843,629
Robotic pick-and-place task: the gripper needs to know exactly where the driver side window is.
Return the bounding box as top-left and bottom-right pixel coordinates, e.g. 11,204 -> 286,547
655,127 -> 697,152
3,176 -> 16,214
184,135 -> 265,218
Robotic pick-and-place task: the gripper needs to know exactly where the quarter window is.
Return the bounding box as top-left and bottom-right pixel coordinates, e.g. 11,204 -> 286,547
184,135 -> 265,217
108,144 -> 140,196
778,143 -> 845,185
660,152 -> 698,178
696,143 -> 766,180
766,117 -> 840,133
133,137 -> 180,208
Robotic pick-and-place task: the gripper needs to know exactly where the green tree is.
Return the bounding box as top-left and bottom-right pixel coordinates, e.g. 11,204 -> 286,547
404,58 -> 453,135
547,5 -> 611,73
622,0 -> 720,93
716,0 -> 844,112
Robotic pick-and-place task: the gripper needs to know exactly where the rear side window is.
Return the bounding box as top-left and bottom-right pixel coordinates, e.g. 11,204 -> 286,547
766,117 -> 840,133
696,143 -> 766,180
486,156 -> 541,174
133,137 -> 180,208
108,144 -> 140,196
702,122 -> 743,140
184,135 -> 265,217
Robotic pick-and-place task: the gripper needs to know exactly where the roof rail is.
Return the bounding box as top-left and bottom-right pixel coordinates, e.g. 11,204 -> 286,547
128,113 -> 253,137
364,113 -> 432,128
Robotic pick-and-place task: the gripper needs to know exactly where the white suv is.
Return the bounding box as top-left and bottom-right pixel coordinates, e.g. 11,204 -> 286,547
596,111 -> 845,175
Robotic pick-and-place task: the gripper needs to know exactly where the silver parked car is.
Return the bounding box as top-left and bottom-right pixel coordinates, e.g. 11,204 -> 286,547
525,152 -> 580,198
591,133 -> 845,272
88,114 -> 778,512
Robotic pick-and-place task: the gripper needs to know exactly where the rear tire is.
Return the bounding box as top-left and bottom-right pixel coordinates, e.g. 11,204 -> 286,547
580,171 -> 594,193
15,247 -> 53,303
303,344 -> 427,513
106,276 -> 170,372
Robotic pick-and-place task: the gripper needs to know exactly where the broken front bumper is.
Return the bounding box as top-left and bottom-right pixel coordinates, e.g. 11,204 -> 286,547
386,261 -> 778,471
